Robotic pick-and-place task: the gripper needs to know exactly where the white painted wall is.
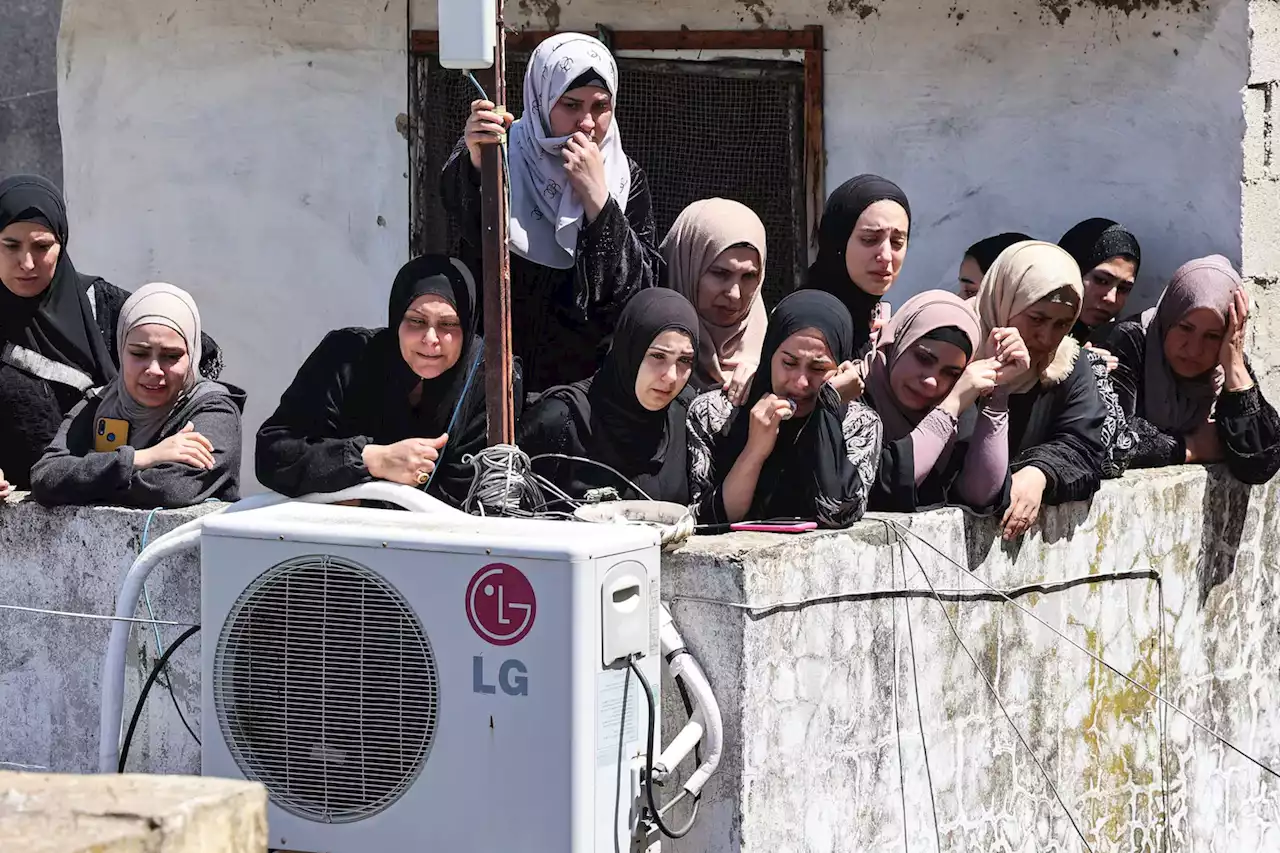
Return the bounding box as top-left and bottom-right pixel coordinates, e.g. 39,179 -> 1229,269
418,0 -> 1246,310
58,0 -> 409,491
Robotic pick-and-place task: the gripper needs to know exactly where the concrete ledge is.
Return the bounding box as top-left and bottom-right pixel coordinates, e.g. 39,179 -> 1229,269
0,770 -> 266,852
0,467 -> 1275,850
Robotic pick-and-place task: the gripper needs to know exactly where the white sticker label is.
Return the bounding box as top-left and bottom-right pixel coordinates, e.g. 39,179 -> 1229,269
597,668 -> 640,766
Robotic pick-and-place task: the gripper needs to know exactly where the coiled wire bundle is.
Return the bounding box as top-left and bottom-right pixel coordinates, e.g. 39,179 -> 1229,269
460,444 -> 694,549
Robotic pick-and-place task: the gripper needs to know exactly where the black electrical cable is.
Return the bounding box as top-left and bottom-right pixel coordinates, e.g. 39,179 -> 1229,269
118,624 -> 201,773
628,659 -> 700,839
159,668 -> 201,746
674,671 -> 702,768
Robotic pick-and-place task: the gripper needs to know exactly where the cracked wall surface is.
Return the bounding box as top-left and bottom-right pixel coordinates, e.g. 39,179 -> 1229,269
1,466 -> 1276,851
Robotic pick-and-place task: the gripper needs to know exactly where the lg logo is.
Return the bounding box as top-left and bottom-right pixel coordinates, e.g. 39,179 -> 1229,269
467,564 -> 535,697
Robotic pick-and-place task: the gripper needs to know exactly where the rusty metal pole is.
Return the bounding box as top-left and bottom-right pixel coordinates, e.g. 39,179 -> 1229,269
480,0 -> 514,446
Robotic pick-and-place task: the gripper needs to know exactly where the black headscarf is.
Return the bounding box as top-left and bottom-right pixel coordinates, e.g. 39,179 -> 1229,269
714,290 -> 866,526
0,175 -> 115,384
965,232 -> 1033,274
1058,218 -> 1141,277
806,174 -> 911,352
529,289 -> 700,502
380,255 -> 484,483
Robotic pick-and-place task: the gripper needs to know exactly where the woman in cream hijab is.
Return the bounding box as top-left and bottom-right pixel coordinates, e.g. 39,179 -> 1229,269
30,283 -> 245,508
970,241 -> 1112,540
661,198 -> 768,404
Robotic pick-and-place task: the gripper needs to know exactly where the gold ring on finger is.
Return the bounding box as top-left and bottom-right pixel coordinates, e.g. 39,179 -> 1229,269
416,470 -> 430,485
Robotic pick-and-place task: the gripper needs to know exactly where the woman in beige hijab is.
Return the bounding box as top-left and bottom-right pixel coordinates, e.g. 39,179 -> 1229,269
970,241 -> 1114,540
661,198 -> 768,405
30,283 -> 245,508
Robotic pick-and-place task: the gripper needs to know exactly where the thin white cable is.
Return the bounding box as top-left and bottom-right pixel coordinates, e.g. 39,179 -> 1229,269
0,603 -> 195,627
897,540 -> 941,852
883,518 -> 1280,782
896,533 -> 1095,853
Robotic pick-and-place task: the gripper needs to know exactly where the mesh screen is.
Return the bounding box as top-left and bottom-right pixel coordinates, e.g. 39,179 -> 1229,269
414,53 -> 807,307
214,555 -> 438,823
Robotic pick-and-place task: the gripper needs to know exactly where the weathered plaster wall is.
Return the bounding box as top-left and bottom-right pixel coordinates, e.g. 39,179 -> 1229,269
415,0 -> 1246,313
1,466 -> 1276,850
56,0 -> 410,492
663,466 -> 1280,851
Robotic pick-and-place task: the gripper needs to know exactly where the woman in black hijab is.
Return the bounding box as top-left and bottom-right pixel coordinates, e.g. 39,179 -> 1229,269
686,290 -> 882,528
0,174 -> 222,491
518,289 -> 699,504
256,255 -> 506,507
958,232 -> 1034,299
1058,217 -> 1141,347
804,174 -> 911,353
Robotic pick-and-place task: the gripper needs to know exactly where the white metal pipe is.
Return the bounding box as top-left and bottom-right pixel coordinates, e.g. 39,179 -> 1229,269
97,483 -> 460,772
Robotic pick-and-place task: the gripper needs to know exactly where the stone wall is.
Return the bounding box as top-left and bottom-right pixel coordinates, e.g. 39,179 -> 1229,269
0,771 -> 266,852
0,466 -> 1276,850
1246,0 -> 1280,401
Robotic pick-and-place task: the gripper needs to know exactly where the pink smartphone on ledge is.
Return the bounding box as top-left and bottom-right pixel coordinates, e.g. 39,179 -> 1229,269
730,520 -> 818,533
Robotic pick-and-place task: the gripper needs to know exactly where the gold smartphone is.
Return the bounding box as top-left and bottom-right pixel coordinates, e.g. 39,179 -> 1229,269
94,417 -> 130,452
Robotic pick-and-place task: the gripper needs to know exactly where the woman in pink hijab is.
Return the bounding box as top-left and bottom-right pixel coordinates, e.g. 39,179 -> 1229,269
660,198 -> 768,405
1107,255 -> 1280,483
863,290 -> 1029,512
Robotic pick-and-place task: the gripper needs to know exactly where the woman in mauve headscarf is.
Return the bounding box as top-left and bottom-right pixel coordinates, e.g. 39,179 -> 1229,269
1106,255 -> 1280,483
0,175 -> 222,497
804,174 -> 911,354
970,241 -> 1119,540
441,33 -> 661,394
660,197 -> 767,404
863,290 -> 1030,513
518,288 -> 700,504
686,290 -> 882,529
30,283 -> 244,508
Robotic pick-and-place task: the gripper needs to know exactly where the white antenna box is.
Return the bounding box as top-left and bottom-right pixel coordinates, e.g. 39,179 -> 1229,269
199,501 -> 660,852
438,0 -> 495,70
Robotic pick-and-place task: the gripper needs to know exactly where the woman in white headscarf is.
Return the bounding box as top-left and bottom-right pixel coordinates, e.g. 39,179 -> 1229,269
30,283 -> 245,508
441,33 -> 662,394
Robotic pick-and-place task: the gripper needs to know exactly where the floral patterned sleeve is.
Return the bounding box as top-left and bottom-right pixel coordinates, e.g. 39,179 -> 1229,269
1085,348 -> 1136,479
836,399 -> 882,526
685,390 -> 736,518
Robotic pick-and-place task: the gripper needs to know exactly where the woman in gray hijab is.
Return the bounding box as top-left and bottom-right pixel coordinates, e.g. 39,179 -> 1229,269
1107,255 -> 1280,483
30,283 -> 245,507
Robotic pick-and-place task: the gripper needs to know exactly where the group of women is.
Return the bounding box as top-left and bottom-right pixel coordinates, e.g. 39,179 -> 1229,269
2,31 -> 1277,541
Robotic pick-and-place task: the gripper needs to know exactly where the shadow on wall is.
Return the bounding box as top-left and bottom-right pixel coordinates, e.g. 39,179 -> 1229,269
0,0 -> 63,184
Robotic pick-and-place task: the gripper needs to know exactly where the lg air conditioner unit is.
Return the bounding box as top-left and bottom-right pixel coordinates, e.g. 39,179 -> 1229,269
198,500 -> 660,853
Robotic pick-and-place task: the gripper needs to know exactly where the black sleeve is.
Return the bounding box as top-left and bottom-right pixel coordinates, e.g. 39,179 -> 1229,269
255,330 -> 376,497
0,364 -> 69,490
516,395 -> 574,495
1012,356 -> 1106,505
31,395 -> 242,508
572,159 -> 663,322
868,436 -> 918,512
440,138 -> 484,251
1107,320 -> 1184,469
1216,360 -> 1280,484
